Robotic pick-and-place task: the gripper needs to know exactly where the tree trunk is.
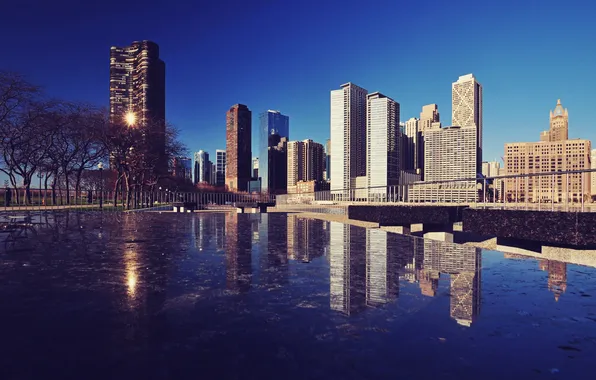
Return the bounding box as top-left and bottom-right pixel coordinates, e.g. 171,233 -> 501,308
64,171 -> 71,205
44,174 -> 50,206
113,175 -> 121,208
75,168 -> 84,205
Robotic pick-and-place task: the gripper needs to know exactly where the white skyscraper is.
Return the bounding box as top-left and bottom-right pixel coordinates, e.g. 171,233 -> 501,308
452,74 -> 483,174
194,150 -> 210,184
410,126 -> 478,202
366,92 -> 400,199
330,83 -> 368,192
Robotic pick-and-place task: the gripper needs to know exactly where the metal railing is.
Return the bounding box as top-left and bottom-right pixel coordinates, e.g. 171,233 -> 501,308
1,188 -> 275,212
276,168 -> 596,213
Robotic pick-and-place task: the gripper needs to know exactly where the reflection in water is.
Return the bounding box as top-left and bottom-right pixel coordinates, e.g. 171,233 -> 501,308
423,239 -> 482,327
225,213 -> 252,292
505,253 -> 568,301
259,214 -> 289,287
330,223 -> 366,315
4,211 -> 596,379
287,215 -> 328,262
365,229 -> 399,307
326,220 -> 482,325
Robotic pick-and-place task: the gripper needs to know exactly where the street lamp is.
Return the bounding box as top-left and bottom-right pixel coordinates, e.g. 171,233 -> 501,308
37,172 -> 43,206
98,162 -> 104,209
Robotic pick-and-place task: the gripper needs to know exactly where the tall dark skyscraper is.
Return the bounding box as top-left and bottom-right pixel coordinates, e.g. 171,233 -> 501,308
259,110 -> 289,194
109,40 -> 166,171
109,40 -> 165,127
226,104 -> 252,192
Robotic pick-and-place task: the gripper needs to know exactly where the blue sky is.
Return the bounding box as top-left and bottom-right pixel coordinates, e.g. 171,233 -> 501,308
1,0 -> 595,173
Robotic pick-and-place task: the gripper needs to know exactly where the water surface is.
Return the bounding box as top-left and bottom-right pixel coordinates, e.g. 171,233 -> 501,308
1,212 -> 595,379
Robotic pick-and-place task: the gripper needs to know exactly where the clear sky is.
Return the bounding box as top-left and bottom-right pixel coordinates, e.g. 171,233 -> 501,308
2,0 -> 595,171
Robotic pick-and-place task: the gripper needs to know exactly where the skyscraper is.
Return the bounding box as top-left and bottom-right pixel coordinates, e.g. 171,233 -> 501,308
541,99 -> 569,142
194,150 -> 210,184
366,92 -> 400,198
325,139 -> 331,181
259,110 -> 290,194
452,74 -> 483,174
410,126 -> 478,202
109,40 -> 166,171
225,104 -> 252,192
109,40 -> 166,127
172,157 -> 192,181
330,83 -> 368,191
215,149 -> 226,187
403,117 -> 418,172
505,99 -> 591,203
415,104 -> 441,179
287,139 -> 325,192
252,157 -> 259,179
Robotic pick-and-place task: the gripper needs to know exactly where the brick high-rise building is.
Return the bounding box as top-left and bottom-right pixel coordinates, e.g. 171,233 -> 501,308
287,139 -> 325,193
415,104 -> 440,179
225,104 -> 252,192
504,99 -> 591,203
541,99 -> 569,142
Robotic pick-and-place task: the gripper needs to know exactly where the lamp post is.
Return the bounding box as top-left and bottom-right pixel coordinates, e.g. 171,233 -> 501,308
98,162 -> 104,209
37,172 -> 42,207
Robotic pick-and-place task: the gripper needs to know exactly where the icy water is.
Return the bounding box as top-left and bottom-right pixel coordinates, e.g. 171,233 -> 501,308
1,212 -> 595,379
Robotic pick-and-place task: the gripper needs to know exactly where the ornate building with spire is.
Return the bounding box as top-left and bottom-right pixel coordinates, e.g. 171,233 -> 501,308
505,99 -> 591,203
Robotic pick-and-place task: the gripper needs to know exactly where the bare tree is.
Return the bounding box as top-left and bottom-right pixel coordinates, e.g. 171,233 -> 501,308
105,118 -> 187,208
0,71 -> 41,203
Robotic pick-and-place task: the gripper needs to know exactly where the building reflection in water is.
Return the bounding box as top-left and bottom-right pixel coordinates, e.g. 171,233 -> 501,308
287,215 -> 328,263
365,229 -> 399,307
422,238 -> 482,327
506,254 -> 568,301
193,213 -> 226,253
329,223 -> 367,315
225,212 -> 253,292
326,220 -> 481,326
257,214 -> 289,287
542,260 -> 567,301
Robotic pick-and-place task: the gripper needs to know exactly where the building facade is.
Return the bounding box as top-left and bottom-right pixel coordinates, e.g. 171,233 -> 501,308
505,140 -> 591,203
541,99 -> 569,142
592,149 -> 596,200
225,104 -> 252,192
330,83 -> 368,192
259,110 -> 290,193
287,139 -> 325,193
109,40 -> 166,171
452,74 -> 483,175
268,136 -> 288,194
410,126 -> 478,203
252,157 -> 259,179
215,149 -> 226,187
325,139 -> 331,181
194,150 -> 210,184
173,157 -> 192,181
504,100 -> 591,203
366,92 -> 400,199
109,40 -> 165,127
403,117 -> 418,172
416,104 -> 441,179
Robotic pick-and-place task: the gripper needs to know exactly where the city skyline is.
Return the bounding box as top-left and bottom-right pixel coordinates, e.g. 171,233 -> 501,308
1,0 -> 594,171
